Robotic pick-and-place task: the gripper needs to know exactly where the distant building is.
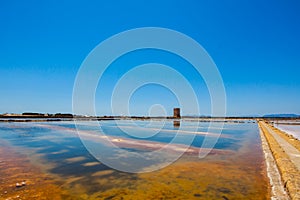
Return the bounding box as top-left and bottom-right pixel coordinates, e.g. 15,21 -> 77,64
173,108 -> 181,118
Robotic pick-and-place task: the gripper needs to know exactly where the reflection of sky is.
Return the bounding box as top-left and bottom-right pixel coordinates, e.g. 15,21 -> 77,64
0,120 -> 257,151
0,120 -> 259,168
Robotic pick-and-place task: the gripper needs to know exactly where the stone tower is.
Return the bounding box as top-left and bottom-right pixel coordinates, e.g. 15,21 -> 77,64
173,108 -> 181,118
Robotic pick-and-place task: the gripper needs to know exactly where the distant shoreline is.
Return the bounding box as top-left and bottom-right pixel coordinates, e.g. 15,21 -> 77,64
1,112 -> 299,121
1,115 -> 300,123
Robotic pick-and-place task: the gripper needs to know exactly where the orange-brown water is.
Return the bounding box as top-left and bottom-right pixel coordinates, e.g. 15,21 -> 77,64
0,144 -> 269,200
0,141 -> 75,199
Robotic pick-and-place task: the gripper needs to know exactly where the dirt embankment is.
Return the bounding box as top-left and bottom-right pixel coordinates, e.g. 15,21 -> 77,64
258,121 -> 300,200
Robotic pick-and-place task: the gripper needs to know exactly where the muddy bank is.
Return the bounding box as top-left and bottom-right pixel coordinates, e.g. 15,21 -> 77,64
259,121 -> 300,199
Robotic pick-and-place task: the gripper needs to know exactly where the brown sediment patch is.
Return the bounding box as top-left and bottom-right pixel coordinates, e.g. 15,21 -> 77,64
50,149 -> 68,155
93,158 -> 269,200
65,156 -> 86,163
63,176 -> 84,185
91,170 -> 114,177
259,121 -> 300,199
0,141 -> 75,200
82,162 -> 100,167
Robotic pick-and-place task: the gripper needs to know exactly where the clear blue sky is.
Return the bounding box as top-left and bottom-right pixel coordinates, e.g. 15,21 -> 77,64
0,0 -> 299,116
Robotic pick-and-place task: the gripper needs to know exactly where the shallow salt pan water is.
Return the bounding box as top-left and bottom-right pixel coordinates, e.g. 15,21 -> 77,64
0,120 -> 269,199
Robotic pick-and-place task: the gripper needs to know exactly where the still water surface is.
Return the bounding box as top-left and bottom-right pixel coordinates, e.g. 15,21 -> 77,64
0,120 -> 269,199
